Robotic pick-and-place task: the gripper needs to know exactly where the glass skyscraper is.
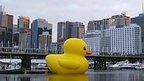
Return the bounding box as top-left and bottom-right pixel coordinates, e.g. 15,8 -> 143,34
31,19 -> 52,48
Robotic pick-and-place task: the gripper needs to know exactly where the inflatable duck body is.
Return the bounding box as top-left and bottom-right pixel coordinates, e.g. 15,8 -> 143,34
45,38 -> 90,74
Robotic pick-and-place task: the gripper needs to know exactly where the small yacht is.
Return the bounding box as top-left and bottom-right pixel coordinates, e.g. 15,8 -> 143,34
6,62 -> 20,70
131,61 -> 144,70
108,60 -> 135,70
34,64 -> 48,70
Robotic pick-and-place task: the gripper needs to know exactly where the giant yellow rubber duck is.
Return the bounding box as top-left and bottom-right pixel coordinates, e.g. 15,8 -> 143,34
45,38 -> 91,74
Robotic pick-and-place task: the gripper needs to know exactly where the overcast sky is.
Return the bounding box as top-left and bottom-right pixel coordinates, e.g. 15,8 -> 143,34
0,0 -> 143,42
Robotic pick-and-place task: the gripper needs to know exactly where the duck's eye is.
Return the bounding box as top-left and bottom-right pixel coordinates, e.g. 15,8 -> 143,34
83,47 -> 86,51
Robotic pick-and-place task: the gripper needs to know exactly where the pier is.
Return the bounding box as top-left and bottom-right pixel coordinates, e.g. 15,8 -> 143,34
0,47 -> 144,71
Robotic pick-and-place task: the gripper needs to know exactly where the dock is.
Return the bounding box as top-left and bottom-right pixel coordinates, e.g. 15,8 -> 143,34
0,69 -> 50,74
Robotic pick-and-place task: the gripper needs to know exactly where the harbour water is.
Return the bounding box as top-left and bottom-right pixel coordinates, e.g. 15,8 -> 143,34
0,70 -> 144,81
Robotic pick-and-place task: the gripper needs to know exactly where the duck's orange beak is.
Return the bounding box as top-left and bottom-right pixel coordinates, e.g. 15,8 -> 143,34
86,50 -> 92,56
86,52 -> 91,56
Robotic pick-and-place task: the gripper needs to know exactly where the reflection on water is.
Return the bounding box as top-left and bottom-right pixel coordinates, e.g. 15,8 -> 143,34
0,74 -> 47,81
0,70 -> 144,81
89,70 -> 144,81
48,74 -> 88,81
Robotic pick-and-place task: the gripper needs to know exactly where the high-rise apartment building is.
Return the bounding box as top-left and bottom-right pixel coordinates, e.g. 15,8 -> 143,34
104,24 -> 142,55
31,18 -> 52,48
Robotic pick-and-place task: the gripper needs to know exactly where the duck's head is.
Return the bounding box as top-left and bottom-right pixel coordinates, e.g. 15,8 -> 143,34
63,38 -> 91,56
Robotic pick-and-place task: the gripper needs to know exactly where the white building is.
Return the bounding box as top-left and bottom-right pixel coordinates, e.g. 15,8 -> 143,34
39,32 -> 52,49
82,30 -> 102,56
104,24 -> 142,55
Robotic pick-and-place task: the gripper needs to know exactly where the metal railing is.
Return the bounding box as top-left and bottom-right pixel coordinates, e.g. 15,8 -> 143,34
0,47 -> 54,54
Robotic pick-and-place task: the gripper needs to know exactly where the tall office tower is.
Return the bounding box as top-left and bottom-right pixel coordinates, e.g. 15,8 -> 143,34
18,16 -> 30,33
82,30 -> 102,55
0,5 -> 13,47
110,13 -> 131,28
104,24 -> 142,55
87,20 -> 102,30
57,21 -> 85,53
5,14 -> 13,47
0,5 -> 5,47
57,22 -> 66,42
57,21 -> 85,42
17,16 -> 30,48
131,13 -> 144,53
0,5 -> 6,26
57,22 -> 66,53
71,22 -> 85,38
0,5 -> 7,27
5,14 -> 13,30
31,18 -> 52,49
0,14 -> 13,31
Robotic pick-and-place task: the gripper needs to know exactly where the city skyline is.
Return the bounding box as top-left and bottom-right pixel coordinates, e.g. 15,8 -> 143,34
0,0 -> 144,42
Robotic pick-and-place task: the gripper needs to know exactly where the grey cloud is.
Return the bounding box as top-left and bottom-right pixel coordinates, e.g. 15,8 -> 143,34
0,0 -> 143,42
1,0 -> 142,25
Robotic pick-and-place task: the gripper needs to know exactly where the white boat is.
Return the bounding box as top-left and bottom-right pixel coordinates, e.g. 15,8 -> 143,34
108,60 -> 135,70
34,64 -> 48,70
6,63 -> 20,70
108,60 -> 144,70
131,61 -> 144,70
108,63 -> 120,70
